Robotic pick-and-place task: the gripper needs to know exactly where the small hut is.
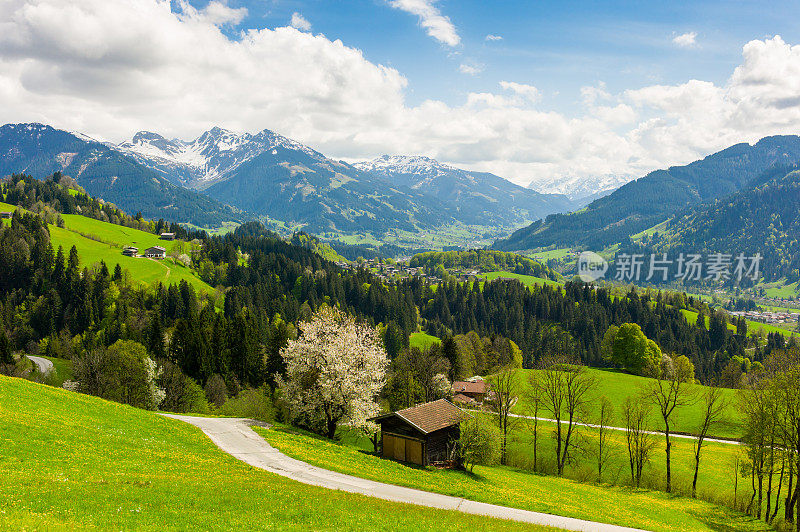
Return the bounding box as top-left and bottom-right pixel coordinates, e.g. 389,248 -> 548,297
370,399 -> 469,467
144,246 -> 166,259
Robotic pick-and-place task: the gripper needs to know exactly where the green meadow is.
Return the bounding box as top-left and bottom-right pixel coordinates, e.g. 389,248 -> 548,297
409,332 -> 441,350
481,271 -> 564,288
1,202 -> 214,295
259,425 -> 767,532
0,376 -> 546,531
512,367 -> 744,440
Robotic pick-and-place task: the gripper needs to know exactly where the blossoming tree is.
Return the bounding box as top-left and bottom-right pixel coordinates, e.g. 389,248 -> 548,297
278,307 -> 389,439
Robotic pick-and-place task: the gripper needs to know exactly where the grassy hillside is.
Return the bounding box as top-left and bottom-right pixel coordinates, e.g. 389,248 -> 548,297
259,425 -> 767,532
1,202 -> 214,295
409,332 -> 440,350
513,368 -> 743,439
481,271 -> 563,288
0,376 -> 543,531
501,415 -> 779,521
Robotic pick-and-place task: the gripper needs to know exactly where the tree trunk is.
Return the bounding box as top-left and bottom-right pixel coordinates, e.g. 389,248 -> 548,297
771,458 -> 785,524
692,450 -> 700,498
665,423 -> 672,493
787,461 -> 795,522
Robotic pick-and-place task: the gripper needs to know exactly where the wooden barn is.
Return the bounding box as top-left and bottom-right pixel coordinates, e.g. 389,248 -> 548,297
370,399 -> 469,467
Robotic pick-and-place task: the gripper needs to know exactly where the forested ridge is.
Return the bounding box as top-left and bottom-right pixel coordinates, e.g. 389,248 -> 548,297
631,167 -> 800,283
0,174 -> 772,399
410,249 -> 560,280
495,135 -> 800,251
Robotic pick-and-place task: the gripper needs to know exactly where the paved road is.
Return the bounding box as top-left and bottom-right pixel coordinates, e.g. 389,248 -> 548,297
161,414 -> 646,532
26,355 -> 54,374
502,412 -> 741,446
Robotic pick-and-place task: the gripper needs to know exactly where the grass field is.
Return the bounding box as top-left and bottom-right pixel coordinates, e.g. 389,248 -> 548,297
259,425 -> 767,532
0,202 -> 214,295
409,332 -> 440,350
481,271 -> 563,288
513,368 -> 744,439
525,248 -> 573,262
0,376 -> 545,531
500,415 -> 784,522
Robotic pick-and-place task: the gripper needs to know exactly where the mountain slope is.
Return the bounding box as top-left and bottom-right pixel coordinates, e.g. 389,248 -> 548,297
642,166 -> 800,283
354,155 -> 573,227
0,123 -> 244,227
203,145 -> 451,235
115,127 -> 321,189
494,136 -> 800,251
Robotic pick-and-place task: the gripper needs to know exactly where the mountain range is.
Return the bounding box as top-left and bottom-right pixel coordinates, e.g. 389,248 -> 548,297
0,123 -> 584,244
494,135 -> 800,252
638,165 -> 800,283
528,173 -> 633,205
0,123 -> 244,227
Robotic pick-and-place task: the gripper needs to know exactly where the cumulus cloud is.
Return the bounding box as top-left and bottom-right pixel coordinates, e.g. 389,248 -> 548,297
672,31 -> 697,48
458,62 -> 483,75
485,34 -> 502,41
2,1 -> 800,188
290,12 -> 311,32
387,0 -> 460,47
499,81 -> 540,102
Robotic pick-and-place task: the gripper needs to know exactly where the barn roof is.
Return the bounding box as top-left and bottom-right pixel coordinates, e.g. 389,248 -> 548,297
452,380 -> 488,394
371,399 -> 469,434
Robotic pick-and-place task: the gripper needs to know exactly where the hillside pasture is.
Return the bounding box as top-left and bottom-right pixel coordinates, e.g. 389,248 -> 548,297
0,376 -> 540,531
513,368 -> 744,440
260,424 -> 767,532
1,202 -> 214,295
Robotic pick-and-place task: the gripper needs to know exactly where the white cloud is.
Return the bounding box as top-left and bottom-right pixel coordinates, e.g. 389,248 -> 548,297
2,2 -> 800,189
387,0 -> 460,47
580,82 -> 611,105
198,1 -> 247,26
290,12 -> 311,32
672,31 -> 697,48
499,81 -> 540,102
458,62 -> 483,75
485,34 -> 502,41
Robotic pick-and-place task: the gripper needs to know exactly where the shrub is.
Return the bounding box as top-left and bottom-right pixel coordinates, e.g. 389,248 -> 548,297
159,361 -> 210,414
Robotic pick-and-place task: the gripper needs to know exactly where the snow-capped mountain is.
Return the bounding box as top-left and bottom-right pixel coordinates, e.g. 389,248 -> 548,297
114,127 -> 323,189
354,155 -> 464,188
0,123 -> 244,227
527,174 -> 633,204
355,155 -> 573,227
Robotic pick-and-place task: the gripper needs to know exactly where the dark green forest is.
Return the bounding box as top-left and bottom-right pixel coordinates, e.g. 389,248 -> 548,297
1,174 -> 778,412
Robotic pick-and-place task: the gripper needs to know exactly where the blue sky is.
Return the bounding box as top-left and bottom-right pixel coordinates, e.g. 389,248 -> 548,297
196,0 -> 800,114
4,0 -> 800,186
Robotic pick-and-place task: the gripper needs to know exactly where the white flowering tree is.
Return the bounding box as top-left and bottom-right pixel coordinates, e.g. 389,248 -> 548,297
278,307 -> 389,439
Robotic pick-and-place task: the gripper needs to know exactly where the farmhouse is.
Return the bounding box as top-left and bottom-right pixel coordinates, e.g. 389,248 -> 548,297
451,379 -> 489,403
370,399 -> 469,467
0,211 -> 12,219
144,246 -> 166,259
160,232 -> 175,240
122,246 -> 139,257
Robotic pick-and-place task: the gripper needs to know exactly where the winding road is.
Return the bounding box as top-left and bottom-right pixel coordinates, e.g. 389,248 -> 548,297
26,355 -> 53,374
161,414 -> 645,532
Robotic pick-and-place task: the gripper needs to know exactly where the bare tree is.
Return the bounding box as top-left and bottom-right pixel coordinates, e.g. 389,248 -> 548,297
538,356 -> 597,476
692,383 -> 727,497
766,347 -> 800,530
623,397 -> 656,488
525,370 -> 543,472
645,355 -> 695,493
487,366 -> 521,465
595,396 -> 614,482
